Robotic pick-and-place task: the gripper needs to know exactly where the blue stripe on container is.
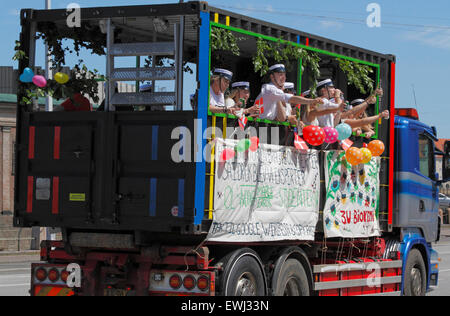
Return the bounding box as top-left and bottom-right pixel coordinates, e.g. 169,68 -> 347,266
193,11 -> 210,225
149,178 -> 157,216
178,179 -> 185,218
152,125 -> 159,160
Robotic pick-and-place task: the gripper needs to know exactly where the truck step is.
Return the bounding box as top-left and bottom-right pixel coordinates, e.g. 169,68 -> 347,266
111,92 -> 176,106
110,67 -> 176,81
110,42 -> 175,57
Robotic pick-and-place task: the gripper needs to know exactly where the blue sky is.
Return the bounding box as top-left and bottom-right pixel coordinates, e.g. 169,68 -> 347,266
2,0 -> 450,137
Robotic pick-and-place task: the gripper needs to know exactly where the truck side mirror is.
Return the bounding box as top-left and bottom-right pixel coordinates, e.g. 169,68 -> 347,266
444,141 -> 450,181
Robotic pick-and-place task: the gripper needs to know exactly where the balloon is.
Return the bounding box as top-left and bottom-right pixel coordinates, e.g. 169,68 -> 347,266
54,72 -> 69,84
323,126 -> 339,144
235,139 -> 251,153
336,123 -> 352,141
19,67 -> 34,83
32,75 -> 47,88
249,136 -> 259,152
368,140 -> 385,157
220,148 -> 235,162
345,147 -> 363,166
360,148 -> 373,164
303,125 -> 325,146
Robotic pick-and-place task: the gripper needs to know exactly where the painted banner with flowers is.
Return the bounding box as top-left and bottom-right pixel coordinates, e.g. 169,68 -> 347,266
206,138 -> 320,242
323,151 -> 381,238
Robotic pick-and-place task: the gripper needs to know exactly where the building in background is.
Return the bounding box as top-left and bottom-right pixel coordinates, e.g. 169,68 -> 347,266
436,139 -> 450,196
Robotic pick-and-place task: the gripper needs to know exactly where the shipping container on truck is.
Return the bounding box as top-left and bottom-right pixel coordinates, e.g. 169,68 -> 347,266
14,1 -> 450,296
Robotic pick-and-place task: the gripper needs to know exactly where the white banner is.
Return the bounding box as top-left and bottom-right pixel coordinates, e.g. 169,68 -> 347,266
323,151 -> 381,238
206,138 -> 320,242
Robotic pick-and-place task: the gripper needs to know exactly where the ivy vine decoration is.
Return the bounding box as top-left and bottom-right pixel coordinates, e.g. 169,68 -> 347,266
143,56 -> 193,75
337,58 -> 374,95
15,21 -> 107,106
36,22 -> 106,68
210,27 -> 244,66
18,61 -> 105,106
252,38 -> 321,96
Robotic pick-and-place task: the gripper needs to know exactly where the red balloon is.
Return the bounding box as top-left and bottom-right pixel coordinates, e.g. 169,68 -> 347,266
249,136 -> 259,152
220,148 -> 235,162
303,125 -> 325,146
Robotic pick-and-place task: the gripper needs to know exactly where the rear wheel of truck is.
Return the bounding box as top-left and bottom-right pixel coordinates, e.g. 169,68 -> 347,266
273,259 -> 309,296
404,248 -> 427,296
218,248 -> 266,296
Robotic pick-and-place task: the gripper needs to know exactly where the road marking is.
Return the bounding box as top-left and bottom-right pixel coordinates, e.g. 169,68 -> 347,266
0,283 -> 29,288
0,274 -> 30,279
0,268 -> 30,273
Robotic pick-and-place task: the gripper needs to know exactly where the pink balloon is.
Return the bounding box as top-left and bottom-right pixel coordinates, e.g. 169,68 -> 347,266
32,75 -> 47,88
323,126 -> 338,144
220,148 -> 235,162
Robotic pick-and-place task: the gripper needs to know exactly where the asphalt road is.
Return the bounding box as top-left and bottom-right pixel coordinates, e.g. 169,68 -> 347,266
0,230 -> 450,296
0,261 -> 32,296
429,227 -> 450,296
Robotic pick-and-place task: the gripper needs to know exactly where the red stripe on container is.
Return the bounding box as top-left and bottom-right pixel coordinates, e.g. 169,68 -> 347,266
28,126 -> 35,159
52,177 -> 59,214
388,62 -> 396,226
26,176 -> 34,213
54,126 -> 61,160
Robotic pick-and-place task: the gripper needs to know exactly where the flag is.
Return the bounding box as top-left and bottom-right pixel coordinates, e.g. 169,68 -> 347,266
238,115 -> 248,130
255,97 -> 264,114
294,133 -> 309,150
339,139 -> 353,151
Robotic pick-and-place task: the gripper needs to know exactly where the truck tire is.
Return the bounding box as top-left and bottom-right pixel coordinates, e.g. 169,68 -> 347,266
404,248 -> 427,296
218,248 -> 266,296
273,259 -> 309,296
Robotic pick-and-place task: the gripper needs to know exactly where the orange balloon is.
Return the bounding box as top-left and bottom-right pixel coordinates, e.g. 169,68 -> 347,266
346,147 -> 363,166
368,140 -> 385,157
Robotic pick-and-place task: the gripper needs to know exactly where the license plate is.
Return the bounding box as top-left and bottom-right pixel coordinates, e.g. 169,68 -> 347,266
104,288 -> 129,296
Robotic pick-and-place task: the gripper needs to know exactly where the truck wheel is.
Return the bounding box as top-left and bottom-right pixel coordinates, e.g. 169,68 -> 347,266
273,259 -> 309,296
219,249 -> 266,296
404,249 -> 427,296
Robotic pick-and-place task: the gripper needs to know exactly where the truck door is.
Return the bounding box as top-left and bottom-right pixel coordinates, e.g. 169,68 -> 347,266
416,133 -> 439,240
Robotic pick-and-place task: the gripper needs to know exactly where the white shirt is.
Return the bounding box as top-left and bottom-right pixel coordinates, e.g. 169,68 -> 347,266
210,87 -> 225,107
317,98 -> 340,127
256,83 -> 293,120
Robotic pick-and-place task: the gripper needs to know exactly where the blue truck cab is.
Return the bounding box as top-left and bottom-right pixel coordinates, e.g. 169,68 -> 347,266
394,108 -> 445,293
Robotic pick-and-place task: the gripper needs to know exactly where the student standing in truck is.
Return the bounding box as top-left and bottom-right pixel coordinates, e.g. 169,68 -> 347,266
315,79 -> 345,127
225,81 -> 260,117
256,64 -> 323,122
209,68 -> 237,115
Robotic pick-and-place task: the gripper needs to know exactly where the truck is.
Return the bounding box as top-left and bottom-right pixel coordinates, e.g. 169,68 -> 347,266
14,1 -> 449,296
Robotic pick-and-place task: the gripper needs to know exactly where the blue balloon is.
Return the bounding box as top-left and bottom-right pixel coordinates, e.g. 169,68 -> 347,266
336,123 -> 352,141
19,67 -> 34,83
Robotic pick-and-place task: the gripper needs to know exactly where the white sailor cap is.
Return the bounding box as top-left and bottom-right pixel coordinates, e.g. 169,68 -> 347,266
301,90 -> 311,97
350,99 -> 365,106
139,82 -> 153,92
212,68 -> 233,81
284,82 -> 295,90
269,64 -> 286,73
231,81 -> 250,90
316,79 -> 334,90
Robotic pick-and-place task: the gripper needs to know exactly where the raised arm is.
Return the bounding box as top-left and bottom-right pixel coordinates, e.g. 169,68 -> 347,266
344,110 -> 389,128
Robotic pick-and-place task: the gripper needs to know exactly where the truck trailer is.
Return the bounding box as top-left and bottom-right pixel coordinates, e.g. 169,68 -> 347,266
14,1 -> 449,296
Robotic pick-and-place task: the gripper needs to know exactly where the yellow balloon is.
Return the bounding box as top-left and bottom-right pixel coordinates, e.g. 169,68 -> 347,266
360,148 -> 372,164
55,72 -> 69,84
